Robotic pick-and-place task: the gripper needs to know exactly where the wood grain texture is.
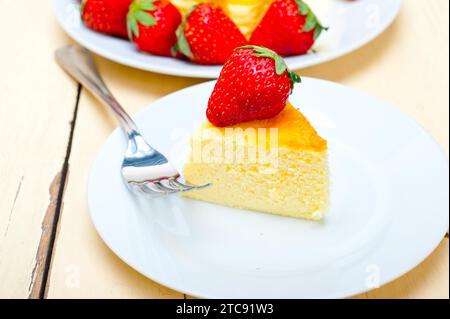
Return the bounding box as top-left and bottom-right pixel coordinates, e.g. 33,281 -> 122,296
6,0 -> 448,299
45,58 -> 203,298
0,0 -> 79,298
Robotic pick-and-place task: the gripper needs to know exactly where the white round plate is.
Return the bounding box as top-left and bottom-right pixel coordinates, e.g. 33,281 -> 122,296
55,0 -> 402,78
88,78 -> 448,298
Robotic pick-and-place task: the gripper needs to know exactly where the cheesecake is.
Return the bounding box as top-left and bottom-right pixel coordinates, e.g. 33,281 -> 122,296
169,0 -> 271,38
183,102 -> 329,220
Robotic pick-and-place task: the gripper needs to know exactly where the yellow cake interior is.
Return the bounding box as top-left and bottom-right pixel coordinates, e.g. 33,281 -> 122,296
183,103 -> 329,220
169,0 -> 272,38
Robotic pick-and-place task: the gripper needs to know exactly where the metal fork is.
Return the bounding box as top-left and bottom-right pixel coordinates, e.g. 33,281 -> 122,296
55,45 -> 210,196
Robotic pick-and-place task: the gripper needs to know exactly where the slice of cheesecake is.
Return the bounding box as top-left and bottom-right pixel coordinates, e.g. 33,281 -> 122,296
183,103 -> 329,220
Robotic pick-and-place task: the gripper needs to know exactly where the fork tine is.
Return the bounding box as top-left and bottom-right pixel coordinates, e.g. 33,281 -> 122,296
130,179 -> 210,196
129,182 -> 146,193
164,179 -> 197,192
131,182 -> 162,195
147,181 -> 179,194
131,181 -> 177,195
58,46 -> 210,198
170,178 -> 211,191
163,179 -> 189,191
129,178 -> 210,196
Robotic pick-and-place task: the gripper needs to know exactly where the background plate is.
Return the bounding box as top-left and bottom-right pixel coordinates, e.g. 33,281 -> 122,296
88,78 -> 448,298
55,0 -> 403,78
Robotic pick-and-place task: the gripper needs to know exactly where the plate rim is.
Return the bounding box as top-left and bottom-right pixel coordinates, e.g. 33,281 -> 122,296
54,0 -> 403,79
87,78 -> 448,299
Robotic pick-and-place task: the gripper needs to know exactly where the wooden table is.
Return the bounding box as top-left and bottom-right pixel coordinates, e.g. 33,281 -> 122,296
0,0 -> 448,299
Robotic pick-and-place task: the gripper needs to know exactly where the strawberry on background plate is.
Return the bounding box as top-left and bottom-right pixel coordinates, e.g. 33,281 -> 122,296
174,3 -> 248,65
127,0 -> 182,57
81,0 -> 132,38
250,0 -> 327,57
207,45 -> 302,127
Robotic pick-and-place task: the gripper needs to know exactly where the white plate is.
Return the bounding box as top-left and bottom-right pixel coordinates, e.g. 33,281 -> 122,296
55,0 -> 402,78
88,78 -> 448,298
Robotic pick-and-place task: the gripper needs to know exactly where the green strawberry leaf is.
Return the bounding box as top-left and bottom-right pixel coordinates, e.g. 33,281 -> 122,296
137,0 -> 157,11
303,13 -> 317,32
184,4 -> 198,18
273,55 -> 287,75
175,24 -> 193,58
135,10 -> 156,26
238,45 -> 288,75
297,0 -> 310,16
173,5 -> 198,59
288,71 -> 302,91
314,26 -> 324,40
294,0 -> 328,40
288,72 -> 302,85
80,0 -> 87,17
127,17 -> 139,38
126,0 -> 158,39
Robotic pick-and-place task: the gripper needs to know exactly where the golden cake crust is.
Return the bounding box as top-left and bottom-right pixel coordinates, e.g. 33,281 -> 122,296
202,103 -> 328,151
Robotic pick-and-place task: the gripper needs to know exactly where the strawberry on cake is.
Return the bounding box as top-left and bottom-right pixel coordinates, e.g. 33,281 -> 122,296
183,46 -> 329,220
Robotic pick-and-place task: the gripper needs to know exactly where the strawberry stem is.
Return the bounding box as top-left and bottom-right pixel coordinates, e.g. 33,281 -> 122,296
288,72 -> 302,91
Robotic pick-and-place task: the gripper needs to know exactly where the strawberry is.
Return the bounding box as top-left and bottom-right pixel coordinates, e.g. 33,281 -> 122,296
127,0 -> 182,57
174,3 -> 248,65
206,46 -> 301,127
81,0 -> 132,38
250,0 -> 327,56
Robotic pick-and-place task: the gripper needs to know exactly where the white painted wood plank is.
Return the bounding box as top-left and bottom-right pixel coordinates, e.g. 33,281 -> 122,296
46,57 -> 203,298
47,0 -> 448,298
0,0 -> 79,298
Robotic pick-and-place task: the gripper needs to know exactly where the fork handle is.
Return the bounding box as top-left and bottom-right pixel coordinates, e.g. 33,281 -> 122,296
55,45 -> 140,137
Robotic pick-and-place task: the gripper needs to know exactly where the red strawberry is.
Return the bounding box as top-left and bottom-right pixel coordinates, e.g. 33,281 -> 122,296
81,0 -> 132,38
127,0 -> 181,57
174,3 -> 248,65
206,46 -> 301,127
250,0 -> 327,56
